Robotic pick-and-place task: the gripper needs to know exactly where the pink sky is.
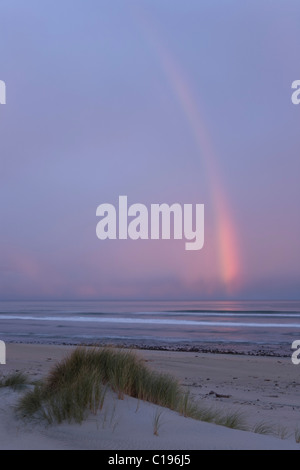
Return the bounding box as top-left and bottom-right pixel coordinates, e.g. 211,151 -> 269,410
0,0 -> 299,300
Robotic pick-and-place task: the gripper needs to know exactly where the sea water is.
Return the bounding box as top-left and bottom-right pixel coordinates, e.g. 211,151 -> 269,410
0,300 -> 299,356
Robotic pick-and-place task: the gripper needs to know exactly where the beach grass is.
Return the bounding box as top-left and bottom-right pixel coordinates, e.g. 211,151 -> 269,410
252,420 -> 278,436
153,409 -> 164,436
0,372 -> 29,391
215,409 -> 247,430
294,427 -> 300,444
16,347 -> 252,431
16,347 -> 181,424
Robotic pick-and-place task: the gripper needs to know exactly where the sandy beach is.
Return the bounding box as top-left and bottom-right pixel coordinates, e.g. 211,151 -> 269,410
0,342 -> 299,450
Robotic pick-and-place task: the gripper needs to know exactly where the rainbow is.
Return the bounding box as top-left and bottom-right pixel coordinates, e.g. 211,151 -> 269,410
134,8 -> 242,293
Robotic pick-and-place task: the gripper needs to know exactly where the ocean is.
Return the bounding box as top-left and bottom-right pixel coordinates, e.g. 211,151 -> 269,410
0,300 -> 299,356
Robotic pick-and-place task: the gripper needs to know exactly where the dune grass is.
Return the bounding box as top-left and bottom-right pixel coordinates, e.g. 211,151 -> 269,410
17,347 -> 182,424
14,347 -> 266,435
294,426 -> 300,443
153,409 -> 164,436
252,420 -> 279,436
0,371 -> 29,391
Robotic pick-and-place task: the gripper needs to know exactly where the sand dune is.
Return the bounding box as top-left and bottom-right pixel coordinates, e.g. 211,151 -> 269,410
0,343 -> 299,450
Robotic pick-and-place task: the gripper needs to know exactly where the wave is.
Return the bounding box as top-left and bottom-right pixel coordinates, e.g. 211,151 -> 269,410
1,314 -> 300,328
133,311 -> 300,318
2,310 -> 300,318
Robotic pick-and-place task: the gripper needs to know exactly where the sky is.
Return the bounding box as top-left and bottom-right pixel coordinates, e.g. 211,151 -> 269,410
0,0 -> 299,301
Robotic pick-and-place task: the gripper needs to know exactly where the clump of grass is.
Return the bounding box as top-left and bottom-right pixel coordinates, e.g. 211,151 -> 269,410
178,390 -> 235,427
294,426 -> 300,443
190,402 -> 223,424
17,352 -> 108,424
178,391 -> 192,418
153,409 -> 164,436
178,391 -> 216,422
252,420 -> 277,436
17,384 -> 45,417
274,424 -> 290,440
17,347 -> 181,424
215,409 -> 248,430
16,347 -> 250,432
0,371 -> 29,391
46,347 -> 181,408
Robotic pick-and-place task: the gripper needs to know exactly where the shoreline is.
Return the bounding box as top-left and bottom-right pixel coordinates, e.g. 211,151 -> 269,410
2,338 -> 293,358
